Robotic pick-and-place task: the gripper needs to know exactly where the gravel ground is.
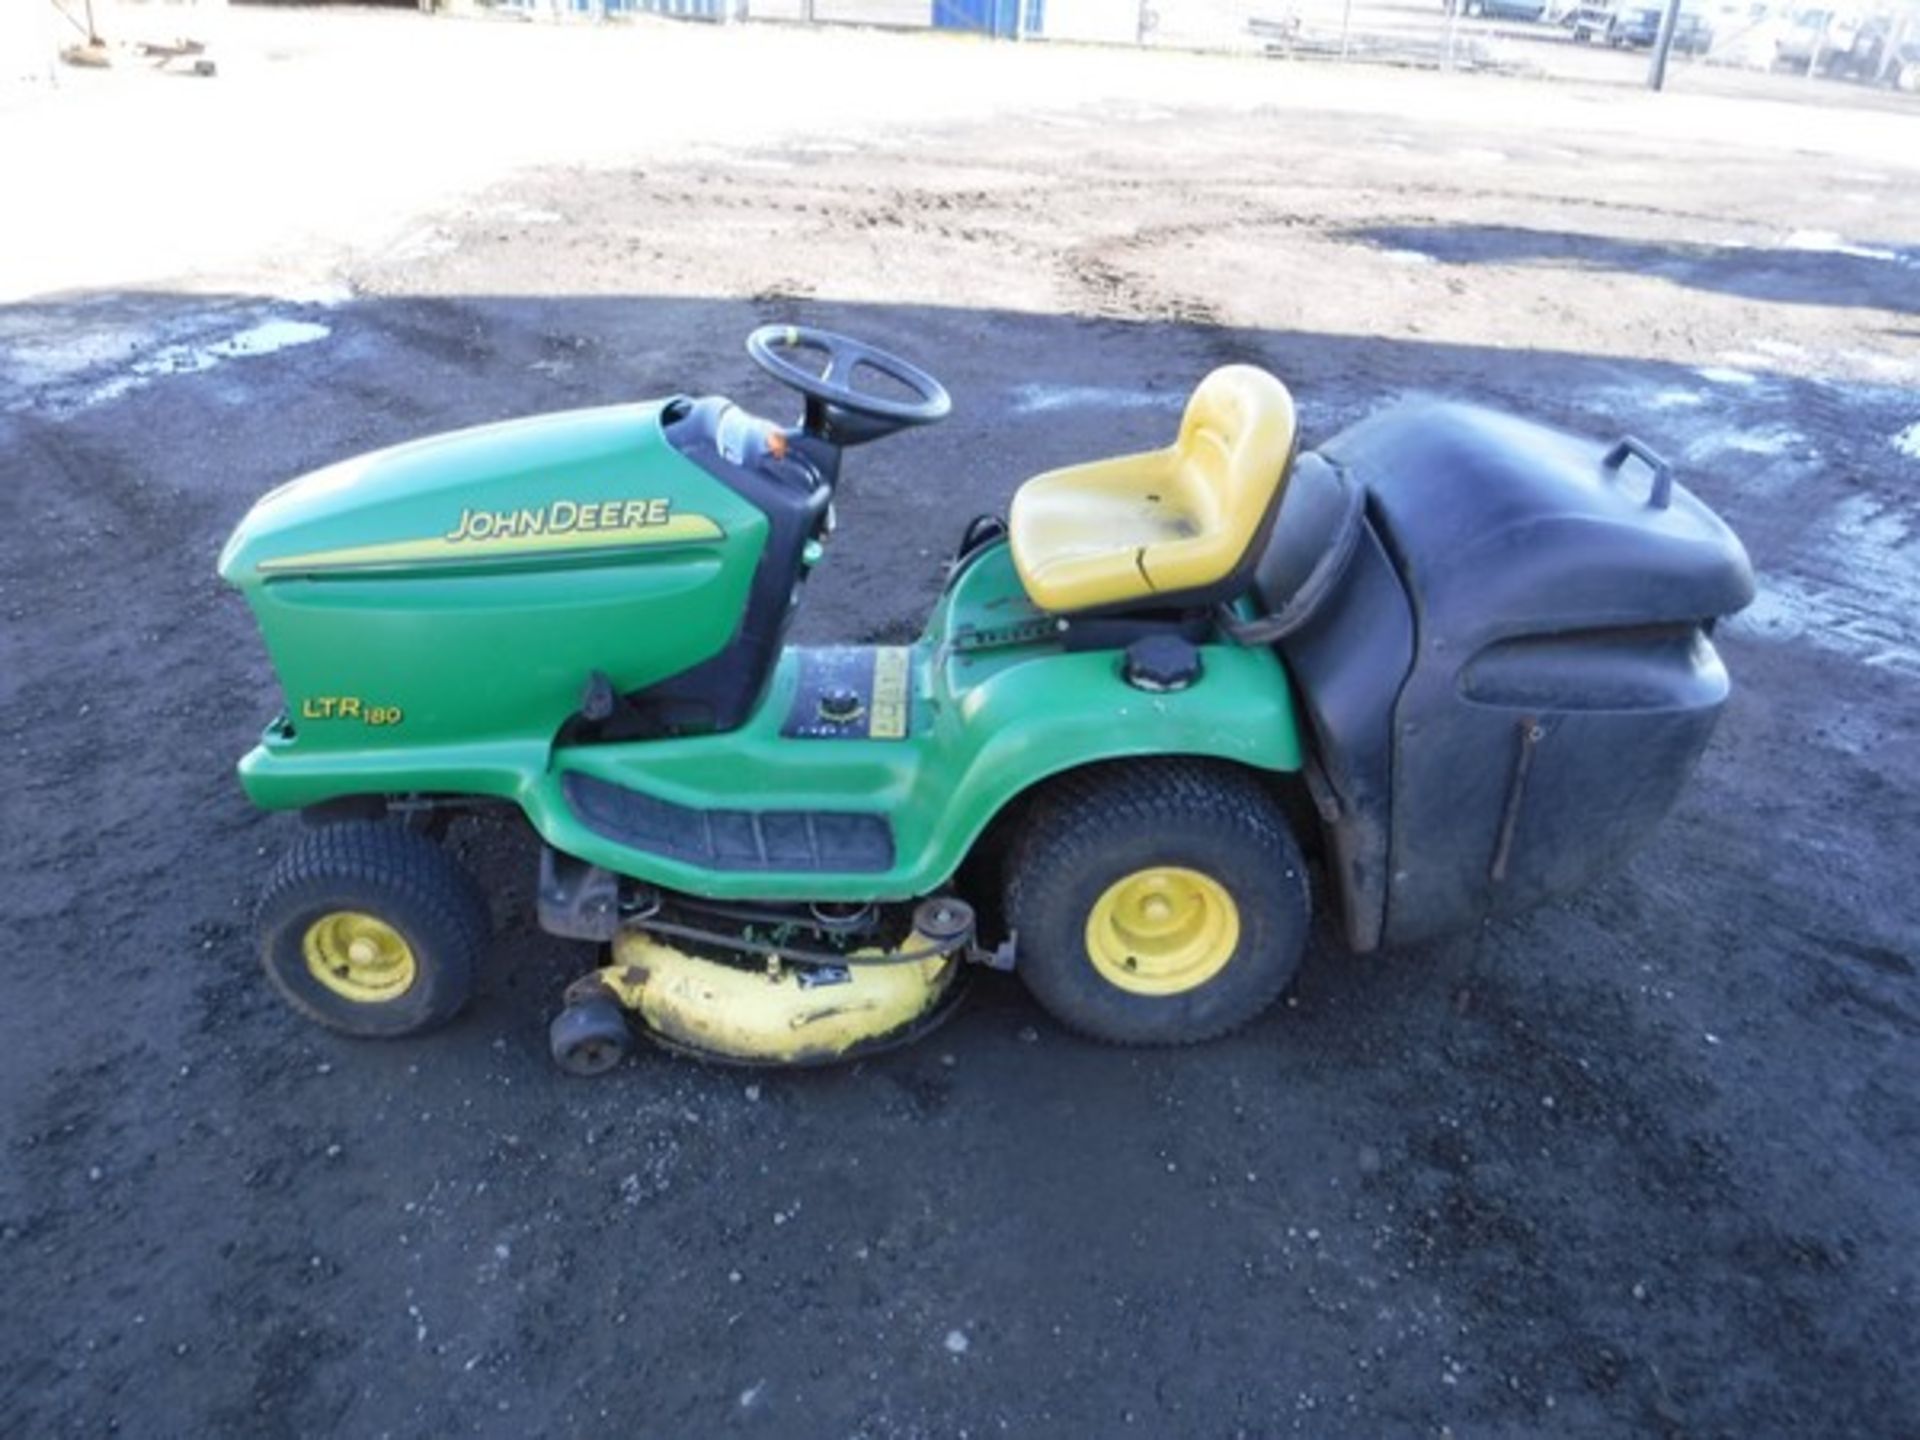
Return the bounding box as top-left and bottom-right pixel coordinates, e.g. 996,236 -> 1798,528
3,13 -> 1918,1439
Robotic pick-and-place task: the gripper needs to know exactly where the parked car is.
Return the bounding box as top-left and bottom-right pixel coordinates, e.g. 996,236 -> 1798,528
1568,2 -> 1712,50
1444,0 -> 1549,20
1613,5 -> 1712,47
1774,7 -> 1853,68
1563,1 -> 1615,37
1779,11 -> 1913,80
1672,11 -> 1715,51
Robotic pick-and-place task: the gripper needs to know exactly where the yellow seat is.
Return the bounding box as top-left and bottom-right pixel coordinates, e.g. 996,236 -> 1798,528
1008,365 -> 1298,614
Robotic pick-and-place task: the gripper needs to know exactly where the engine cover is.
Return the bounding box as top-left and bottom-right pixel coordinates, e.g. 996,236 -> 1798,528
218,400 -> 766,758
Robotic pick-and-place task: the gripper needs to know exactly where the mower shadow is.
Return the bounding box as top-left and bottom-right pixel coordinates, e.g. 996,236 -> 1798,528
7,283 -> 1913,1438
1343,222 -> 1920,315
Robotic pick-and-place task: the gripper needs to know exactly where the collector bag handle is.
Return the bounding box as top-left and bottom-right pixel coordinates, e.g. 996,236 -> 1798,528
1601,435 -> 1674,511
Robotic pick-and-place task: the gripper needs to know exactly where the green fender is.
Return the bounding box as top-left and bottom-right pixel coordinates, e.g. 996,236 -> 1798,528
520,639 -> 1302,902
521,545 -> 1304,901
237,543 -> 1304,902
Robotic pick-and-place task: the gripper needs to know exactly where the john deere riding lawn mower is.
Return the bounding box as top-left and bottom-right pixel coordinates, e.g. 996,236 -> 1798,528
218,326 -> 1753,1073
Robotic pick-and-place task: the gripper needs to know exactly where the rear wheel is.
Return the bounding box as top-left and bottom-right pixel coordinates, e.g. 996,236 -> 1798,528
255,823 -> 488,1037
1004,762 -> 1310,1046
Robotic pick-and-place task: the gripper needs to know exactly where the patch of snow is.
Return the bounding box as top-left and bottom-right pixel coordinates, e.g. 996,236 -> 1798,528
386,227 -> 460,262
0,327 -> 148,393
1779,229 -> 1913,266
1011,383 -> 1177,416
490,204 -> 563,225
1644,388 -> 1707,410
1893,422 -> 1920,461
1838,351 -> 1920,386
207,319 -> 332,360
1694,366 -> 1759,387
11,312 -> 334,416
1729,494 -> 1919,678
80,319 -> 329,409
1677,424 -> 1811,468
1723,425 -> 1807,457
272,279 -> 355,308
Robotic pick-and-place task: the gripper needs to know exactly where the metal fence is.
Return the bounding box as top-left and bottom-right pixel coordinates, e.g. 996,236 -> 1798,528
725,0 -> 1920,88
476,0 -> 1919,89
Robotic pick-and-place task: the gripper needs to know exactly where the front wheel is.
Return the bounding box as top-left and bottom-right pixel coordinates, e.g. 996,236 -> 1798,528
1004,762 -> 1310,1046
255,823 -> 489,1037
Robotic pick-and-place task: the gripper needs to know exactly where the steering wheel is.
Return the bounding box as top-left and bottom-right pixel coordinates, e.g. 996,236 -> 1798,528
746,324 -> 951,446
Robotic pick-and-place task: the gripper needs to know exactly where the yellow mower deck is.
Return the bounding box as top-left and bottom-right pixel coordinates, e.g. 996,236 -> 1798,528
564,907 -> 968,1067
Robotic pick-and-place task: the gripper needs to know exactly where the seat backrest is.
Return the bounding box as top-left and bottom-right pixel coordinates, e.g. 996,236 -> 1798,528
1146,365 -> 1297,596
1176,366 -> 1297,515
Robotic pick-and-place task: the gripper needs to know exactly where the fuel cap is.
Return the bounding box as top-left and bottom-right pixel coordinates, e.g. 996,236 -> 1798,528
1123,635 -> 1203,693
817,685 -> 865,724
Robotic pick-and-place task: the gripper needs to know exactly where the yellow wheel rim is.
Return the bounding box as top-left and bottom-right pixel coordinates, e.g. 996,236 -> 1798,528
1085,866 -> 1241,997
302,911 -> 417,1003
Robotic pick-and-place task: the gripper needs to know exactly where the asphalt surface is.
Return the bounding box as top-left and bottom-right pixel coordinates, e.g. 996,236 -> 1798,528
3,18 -> 1919,1439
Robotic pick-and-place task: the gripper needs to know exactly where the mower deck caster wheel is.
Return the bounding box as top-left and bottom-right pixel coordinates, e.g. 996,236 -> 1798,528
550,997 -> 633,1077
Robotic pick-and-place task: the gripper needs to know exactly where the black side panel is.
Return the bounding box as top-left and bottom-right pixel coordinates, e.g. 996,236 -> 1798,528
607,398 -> 827,738
1385,627 -> 1729,947
1258,513 -> 1415,953
563,772 -> 895,874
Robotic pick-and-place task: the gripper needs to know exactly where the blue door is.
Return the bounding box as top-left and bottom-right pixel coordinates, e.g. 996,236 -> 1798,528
933,0 -> 1040,37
